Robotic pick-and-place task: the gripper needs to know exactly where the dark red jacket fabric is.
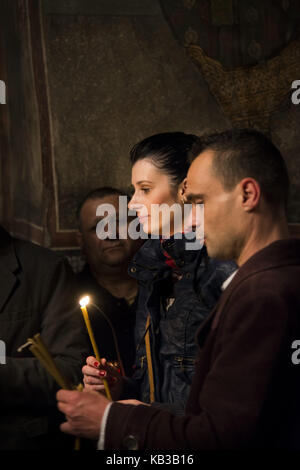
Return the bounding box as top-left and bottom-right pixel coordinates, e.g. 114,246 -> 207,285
105,238 -> 300,450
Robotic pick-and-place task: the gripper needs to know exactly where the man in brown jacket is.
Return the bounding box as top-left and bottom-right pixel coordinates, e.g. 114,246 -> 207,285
57,129 -> 300,450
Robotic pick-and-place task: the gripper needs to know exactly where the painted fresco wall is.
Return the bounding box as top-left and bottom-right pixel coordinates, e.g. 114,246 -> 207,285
0,0 -> 300,262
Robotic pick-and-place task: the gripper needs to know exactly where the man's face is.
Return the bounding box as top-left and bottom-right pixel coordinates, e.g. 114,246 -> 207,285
186,150 -> 242,261
78,195 -> 140,270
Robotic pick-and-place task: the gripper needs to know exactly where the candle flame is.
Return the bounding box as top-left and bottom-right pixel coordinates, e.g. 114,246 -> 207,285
79,295 -> 90,307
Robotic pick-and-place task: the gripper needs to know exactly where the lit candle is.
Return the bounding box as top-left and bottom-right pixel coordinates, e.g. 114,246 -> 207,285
79,296 -> 112,401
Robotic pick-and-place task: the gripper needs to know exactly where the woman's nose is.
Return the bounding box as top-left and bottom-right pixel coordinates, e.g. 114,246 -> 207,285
128,194 -> 143,212
128,195 -> 135,211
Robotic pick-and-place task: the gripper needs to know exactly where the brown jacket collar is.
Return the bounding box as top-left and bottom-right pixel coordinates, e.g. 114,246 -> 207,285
196,238 -> 300,344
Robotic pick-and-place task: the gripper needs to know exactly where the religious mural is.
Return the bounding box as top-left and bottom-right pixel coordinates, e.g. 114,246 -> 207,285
1,0 -> 300,252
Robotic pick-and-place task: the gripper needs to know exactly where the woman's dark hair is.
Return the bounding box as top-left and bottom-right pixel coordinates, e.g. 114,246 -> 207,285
130,132 -> 202,187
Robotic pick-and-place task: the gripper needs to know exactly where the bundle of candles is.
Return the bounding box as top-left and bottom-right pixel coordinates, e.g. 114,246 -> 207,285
18,333 -> 73,389
17,295 -> 116,449
18,333 -> 83,450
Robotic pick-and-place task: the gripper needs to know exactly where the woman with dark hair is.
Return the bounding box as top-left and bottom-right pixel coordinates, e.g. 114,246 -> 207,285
83,132 -> 236,413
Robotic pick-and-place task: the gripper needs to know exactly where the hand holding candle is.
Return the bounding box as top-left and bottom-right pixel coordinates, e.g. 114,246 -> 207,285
79,296 -> 112,401
18,334 -> 83,450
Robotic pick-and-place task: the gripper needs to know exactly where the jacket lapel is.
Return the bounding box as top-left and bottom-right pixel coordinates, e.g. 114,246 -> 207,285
0,227 -> 19,312
195,278 -> 234,347
195,303 -> 219,347
0,266 -> 18,312
195,239 -> 300,350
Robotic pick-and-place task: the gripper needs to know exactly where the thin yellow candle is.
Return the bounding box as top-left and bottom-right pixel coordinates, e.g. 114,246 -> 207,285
79,296 -> 112,401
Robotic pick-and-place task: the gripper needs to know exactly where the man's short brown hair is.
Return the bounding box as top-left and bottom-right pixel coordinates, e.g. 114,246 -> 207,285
200,129 -> 290,208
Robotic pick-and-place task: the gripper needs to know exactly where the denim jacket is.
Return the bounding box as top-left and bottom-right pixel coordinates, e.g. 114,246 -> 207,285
128,236 -> 237,412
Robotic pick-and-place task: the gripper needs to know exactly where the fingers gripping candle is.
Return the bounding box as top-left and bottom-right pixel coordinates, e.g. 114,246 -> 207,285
79,296 -> 112,401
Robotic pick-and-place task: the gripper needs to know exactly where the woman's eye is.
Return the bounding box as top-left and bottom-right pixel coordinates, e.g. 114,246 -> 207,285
141,188 -> 151,193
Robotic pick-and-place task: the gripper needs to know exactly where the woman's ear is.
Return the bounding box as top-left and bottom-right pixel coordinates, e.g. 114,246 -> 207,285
177,178 -> 187,203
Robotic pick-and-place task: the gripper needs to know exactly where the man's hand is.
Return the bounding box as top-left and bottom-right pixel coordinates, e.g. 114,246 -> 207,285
56,388 -> 110,440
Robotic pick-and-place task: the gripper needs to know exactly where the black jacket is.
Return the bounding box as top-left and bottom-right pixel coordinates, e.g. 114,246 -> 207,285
128,236 -> 237,411
0,227 -> 89,450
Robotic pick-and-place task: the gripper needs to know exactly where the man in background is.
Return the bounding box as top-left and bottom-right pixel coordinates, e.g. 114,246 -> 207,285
0,226 -> 89,450
76,187 -> 143,376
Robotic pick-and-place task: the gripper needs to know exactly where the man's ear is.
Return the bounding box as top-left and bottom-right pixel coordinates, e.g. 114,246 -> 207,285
240,178 -> 260,211
76,230 -> 83,249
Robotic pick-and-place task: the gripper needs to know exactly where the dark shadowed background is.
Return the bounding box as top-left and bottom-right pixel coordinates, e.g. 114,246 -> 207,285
0,0 -> 300,268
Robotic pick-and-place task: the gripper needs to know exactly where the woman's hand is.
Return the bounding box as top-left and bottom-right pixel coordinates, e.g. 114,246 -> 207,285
82,356 -> 124,400
117,399 -> 150,406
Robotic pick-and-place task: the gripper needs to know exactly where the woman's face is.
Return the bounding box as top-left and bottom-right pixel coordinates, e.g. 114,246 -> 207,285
128,158 -> 183,236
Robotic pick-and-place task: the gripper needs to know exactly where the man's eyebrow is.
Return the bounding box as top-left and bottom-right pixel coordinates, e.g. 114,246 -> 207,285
93,210 -> 119,221
185,193 -> 204,202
